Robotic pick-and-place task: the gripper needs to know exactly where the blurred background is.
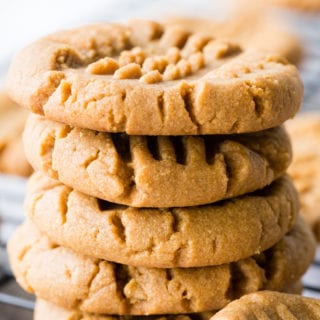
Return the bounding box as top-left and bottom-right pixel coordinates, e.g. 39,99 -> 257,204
0,0 -> 320,319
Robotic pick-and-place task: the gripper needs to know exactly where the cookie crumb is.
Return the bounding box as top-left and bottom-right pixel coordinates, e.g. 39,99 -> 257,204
166,47 -> 181,63
86,57 -> 119,75
177,59 -> 192,77
182,34 -> 211,56
60,80 -> 72,103
142,56 -> 168,73
114,63 -> 142,79
140,70 -> 163,84
188,52 -> 205,72
119,47 -> 146,67
163,64 -> 180,81
204,41 -> 241,62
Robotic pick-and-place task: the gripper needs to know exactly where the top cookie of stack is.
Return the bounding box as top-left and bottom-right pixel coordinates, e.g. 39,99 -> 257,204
7,20 -> 302,136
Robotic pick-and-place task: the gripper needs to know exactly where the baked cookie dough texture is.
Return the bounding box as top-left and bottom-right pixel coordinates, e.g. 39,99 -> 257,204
7,21 -> 302,135
165,7 -> 302,65
35,290 -> 320,320
7,19 -> 316,318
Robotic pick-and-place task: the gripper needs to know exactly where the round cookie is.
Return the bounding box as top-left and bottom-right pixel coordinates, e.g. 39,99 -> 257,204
211,291 -> 320,319
26,173 -> 298,268
33,280 -> 304,320
286,112 -> 320,241
8,218 -> 315,315
0,91 -> 32,177
24,114 -> 292,207
34,300 -> 215,320
7,20 -> 303,135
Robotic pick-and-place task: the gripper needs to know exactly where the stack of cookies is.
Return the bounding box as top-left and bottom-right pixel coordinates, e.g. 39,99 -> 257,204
6,20 -> 316,319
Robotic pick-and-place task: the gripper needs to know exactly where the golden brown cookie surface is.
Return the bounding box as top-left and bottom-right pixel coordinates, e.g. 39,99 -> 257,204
34,282 -> 304,320
211,291 -> 320,319
165,7 -> 302,65
8,218 -> 315,315
286,112 -> 320,241
26,173 -> 298,268
7,21 -> 302,135
0,91 -> 32,176
24,114 -> 292,207
34,299 -> 215,320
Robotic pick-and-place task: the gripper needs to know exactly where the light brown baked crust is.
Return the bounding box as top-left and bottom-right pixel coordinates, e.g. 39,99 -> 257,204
7,21 -> 303,135
26,173 -> 298,268
8,218 -> 315,315
24,114 -> 292,207
165,8 -> 302,65
34,299 -> 215,320
33,281 -> 304,320
211,291 -> 320,319
286,112 -> 320,241
0,91 -> 32,177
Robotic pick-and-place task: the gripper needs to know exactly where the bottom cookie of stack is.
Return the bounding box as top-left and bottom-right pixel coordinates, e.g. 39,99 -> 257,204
34,299 -> 215,320
8,218 -> 315,315
35,288 -> 320,320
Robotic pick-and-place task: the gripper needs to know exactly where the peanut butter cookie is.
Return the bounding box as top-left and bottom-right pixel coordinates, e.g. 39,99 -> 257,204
33,281 -> 305,320
34,299 -> 214,320
8,218 -> 315,315
7,20 -> 302,135
26,173 -> 298,268
211,291 -> 320,319
24,114 -> 292,207
165,7 -> 302,65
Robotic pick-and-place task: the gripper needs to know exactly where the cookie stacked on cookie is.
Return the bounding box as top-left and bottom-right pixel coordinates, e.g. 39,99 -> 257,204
6,20 -> 315,318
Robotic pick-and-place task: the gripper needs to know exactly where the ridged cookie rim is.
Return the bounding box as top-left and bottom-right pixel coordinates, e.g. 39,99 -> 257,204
7,20 -> 303,135
26,173 -> 299,268
24,114 -> 292,207
8,218 -> 315,315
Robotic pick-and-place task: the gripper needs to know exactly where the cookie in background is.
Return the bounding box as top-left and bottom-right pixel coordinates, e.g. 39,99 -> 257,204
0,91 -> 32,177
286,112 -> 320,241
256,0 -> 320,12
165,4 -> 302,65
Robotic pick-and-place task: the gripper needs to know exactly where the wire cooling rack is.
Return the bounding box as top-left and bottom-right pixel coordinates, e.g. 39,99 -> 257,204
0,5 -> 320,320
